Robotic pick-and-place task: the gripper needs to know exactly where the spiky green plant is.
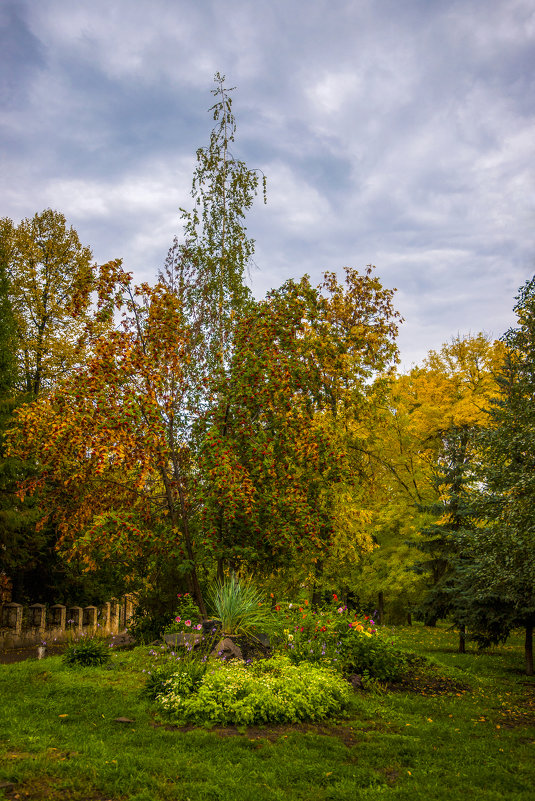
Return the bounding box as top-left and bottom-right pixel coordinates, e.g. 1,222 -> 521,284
207,574 -> 274,638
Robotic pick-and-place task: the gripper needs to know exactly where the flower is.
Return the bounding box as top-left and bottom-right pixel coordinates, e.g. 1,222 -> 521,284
274,605 -> 281,611
288,634 -> 294,641
175,616 -> 181,623
185,620 -> 191,627
332,594 -> 338,601
196,623 -> 202,630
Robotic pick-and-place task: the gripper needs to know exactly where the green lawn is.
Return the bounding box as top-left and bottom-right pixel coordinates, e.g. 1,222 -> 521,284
0,625 -> 533,800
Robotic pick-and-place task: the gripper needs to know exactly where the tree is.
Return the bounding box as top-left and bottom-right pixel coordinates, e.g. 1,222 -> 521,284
197,268 -> 401,589
355,334 -> 504,626
0,212 -> 99,602
2,208 -> 94,398
467,277 -> 535,674
6,75 -> 267,615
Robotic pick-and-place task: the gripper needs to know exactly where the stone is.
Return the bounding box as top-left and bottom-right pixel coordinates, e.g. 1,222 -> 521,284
163,632 -> 203,648
213,637 -> 244,661
349,673 -> 363,689
113,717 -> 135,724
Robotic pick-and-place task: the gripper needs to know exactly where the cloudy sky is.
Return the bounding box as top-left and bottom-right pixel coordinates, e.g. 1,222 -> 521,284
2,0 -> 534,369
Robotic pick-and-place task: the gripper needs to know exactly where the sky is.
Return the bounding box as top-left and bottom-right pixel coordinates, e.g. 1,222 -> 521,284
1,0 -> 534,370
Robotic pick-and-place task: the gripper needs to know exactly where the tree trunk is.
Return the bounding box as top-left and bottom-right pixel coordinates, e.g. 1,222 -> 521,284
311,559 -> 323,609
378,591 -> 384,626
525,623 -> 534,676
407,611 -> 412,626
458,623 -> 466,654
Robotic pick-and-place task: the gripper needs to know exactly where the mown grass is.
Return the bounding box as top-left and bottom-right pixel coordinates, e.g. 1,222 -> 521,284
0,625 -> 534,800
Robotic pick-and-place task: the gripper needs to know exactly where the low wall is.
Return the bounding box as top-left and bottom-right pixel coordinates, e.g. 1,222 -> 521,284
0,594 -> 136,651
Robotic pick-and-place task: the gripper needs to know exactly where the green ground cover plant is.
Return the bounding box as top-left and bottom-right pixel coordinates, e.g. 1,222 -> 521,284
0,624 -> 534,801
157,655 -> 351,725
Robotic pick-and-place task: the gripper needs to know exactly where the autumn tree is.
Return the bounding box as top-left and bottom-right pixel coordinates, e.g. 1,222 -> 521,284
354,334 -> 504,625
2,209 -> 94,398
6,75 -> 266,616
0,212 -> 99,601
197,268 -> 401,591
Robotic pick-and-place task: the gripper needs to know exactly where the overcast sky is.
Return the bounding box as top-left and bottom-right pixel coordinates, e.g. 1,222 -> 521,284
2,0 -> 534,369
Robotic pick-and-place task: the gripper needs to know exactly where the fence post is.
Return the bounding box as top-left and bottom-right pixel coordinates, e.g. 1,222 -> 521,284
109,599 -> 119,634
100,602 -> 111,634
49,604 -> 66,631
29,603 -> 46,632
68,606 -> 83,636
1,602 -> 23,634
83,606 -> 98,633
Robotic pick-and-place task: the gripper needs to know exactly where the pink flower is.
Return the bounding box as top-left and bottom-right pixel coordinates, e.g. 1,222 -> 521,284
175,616 -> 181,623
196,623 -> 202,630
185,620 -> 191,627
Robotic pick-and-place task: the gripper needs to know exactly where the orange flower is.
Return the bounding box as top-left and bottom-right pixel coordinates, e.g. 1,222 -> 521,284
304,599 -> 309,606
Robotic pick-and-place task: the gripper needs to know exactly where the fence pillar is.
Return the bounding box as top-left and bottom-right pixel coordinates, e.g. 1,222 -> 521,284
1,602 -> 23,634
109,599 -> 119,634
124,594 -> 135,627
83,606 -> 97,632
29,603 -> 46,631
68,606 -> 83,635
49,604 -> 66,630
100,602 -> 111,634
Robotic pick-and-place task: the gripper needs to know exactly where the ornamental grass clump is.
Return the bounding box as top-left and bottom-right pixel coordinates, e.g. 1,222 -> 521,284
207,574 -> 274,639
63,635 -> 111,667
156,654 -> 351,725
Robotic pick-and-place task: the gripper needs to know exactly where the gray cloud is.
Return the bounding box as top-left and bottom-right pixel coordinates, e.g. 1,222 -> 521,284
1,0 -> 534,369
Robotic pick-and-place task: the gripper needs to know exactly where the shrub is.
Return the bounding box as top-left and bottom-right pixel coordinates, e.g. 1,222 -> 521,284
338,633 -> 408,682
63,636 -> 111,667
164,592 -> 203,635
156,655 -> 351,725
143,658 -> 207,701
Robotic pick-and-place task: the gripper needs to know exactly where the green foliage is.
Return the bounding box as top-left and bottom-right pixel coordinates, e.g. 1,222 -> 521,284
63,635 -> 112,667
270,597 -> 410,681
2,208 -> 94,397
164,592 -> 203,634
157,654 -> 351,725
338,632 -> 409,682
143,656 -> 208,702
207,574 -> 274,637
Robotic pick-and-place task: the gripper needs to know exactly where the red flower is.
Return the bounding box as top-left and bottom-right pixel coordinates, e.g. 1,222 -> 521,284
333,594 -> 338,601
274,605 -> 281,611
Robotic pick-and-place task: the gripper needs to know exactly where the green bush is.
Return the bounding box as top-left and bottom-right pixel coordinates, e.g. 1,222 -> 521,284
63,636 -> 112,667
164,592 -> 203,635
338,633 -> 408,682
157,655 -> 351,725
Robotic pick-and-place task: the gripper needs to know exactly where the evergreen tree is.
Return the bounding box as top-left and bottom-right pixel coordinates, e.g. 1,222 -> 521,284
467,276 -> 535,674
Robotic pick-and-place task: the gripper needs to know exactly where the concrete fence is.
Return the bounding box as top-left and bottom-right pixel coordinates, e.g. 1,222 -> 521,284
0,594 -> 136,651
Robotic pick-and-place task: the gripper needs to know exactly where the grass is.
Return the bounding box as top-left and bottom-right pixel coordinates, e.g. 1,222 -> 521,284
0,625 -> 534,800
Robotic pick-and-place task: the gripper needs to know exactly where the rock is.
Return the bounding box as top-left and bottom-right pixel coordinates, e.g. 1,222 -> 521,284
349,673 -> 363,689
213,637 -> 244,661
163,632 -> 203,648
113,717 -> 135,724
